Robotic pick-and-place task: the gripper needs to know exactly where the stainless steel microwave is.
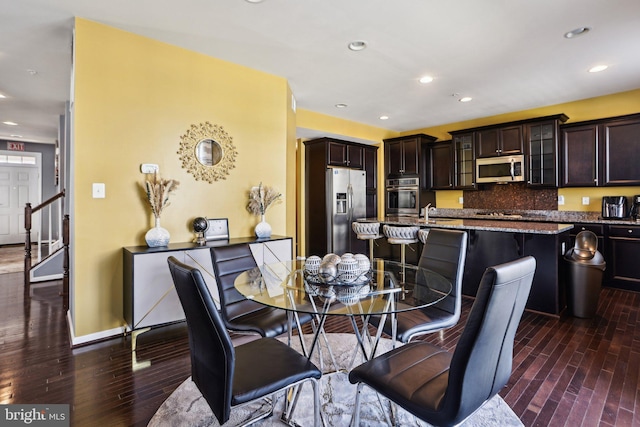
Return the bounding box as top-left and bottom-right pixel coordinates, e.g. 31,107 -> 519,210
476,155 -> 525,184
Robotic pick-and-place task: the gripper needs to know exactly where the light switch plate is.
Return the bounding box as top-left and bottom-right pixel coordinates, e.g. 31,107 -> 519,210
93,183 -> 105,198
582,196 -> 590,205
458,197 -> 464,204
558,195 -> 565,205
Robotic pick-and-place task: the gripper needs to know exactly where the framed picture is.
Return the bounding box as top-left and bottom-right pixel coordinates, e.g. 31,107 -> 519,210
205,218 -> 229,241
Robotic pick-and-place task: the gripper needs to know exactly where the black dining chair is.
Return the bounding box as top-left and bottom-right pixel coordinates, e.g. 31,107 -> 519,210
369,228 -> 468,343
349,256 -> 536,427
167,256 -> 321,426
210,244 -> 313,338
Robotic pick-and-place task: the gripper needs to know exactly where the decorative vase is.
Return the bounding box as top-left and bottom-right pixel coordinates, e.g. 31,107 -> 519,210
254,214 -> 272,238
145,217 -> 170,247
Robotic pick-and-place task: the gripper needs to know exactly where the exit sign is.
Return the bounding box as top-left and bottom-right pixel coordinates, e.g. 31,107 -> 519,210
7,142 -> 24,151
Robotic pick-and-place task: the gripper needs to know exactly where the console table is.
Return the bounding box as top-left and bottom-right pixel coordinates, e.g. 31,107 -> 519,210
123,236 -> 292,340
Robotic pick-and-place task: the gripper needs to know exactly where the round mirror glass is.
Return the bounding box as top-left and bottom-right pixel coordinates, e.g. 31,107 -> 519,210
195,139 -> 223,166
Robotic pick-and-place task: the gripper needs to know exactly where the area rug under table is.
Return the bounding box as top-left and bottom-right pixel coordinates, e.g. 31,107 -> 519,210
148,333 -> 523,427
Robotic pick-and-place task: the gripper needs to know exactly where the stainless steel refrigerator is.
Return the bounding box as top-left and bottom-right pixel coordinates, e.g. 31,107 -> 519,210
326,168 -> 366,255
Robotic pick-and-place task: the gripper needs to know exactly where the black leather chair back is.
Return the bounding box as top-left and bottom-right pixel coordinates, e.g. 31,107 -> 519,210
167,256 -> 234,424
418,229 -> 468,315
444,256 -> 536,422
210,244 -> 266,325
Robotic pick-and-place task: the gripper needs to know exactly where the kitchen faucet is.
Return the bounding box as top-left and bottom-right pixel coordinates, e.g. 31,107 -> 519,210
423,203 -> 432,222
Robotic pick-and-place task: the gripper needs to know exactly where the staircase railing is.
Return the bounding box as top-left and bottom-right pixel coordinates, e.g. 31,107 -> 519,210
24,190 -> 69,310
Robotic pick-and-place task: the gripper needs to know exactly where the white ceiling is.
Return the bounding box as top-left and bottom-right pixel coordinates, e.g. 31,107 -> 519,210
1,0 -> 640,144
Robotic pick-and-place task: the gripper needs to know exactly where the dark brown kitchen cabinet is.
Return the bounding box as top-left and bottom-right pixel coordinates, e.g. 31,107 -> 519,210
384,134 -> 436,178
451,132 -> 475,189
602,116 -> 640,186
561,113 -> 640,187
460,228 -> 568,315
304,137 -> 377,256
561,123 -> 599,187
526,115 -> 567,187
363,146 -> 378,217
428,141 -> 453,189
327,140 -> 363,168
606,224 -> 640,291
476,125 -> 523,158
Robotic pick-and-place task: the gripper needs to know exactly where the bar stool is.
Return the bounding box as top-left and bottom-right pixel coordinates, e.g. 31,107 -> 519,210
352,221 -> 383,262
418,228 -> 430,244
383,225 -> 420,282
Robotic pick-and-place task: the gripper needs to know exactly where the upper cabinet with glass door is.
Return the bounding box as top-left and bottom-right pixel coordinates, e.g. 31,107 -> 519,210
451,132 -> 475,189
526,114 -> 568,187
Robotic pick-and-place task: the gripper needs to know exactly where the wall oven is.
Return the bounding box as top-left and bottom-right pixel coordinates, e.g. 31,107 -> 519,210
386,177 -> 419,216
476,154 -> 525,184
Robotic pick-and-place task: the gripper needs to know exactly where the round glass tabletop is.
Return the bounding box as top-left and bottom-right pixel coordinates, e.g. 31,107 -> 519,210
234,259 -> 452,317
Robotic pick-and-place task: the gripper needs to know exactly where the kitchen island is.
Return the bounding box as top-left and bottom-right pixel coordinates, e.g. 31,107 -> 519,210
360,216 -> 573,315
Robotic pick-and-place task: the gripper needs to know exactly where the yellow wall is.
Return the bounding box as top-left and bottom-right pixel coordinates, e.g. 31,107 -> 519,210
404,89 -> 640,209
73,19 -> 291,337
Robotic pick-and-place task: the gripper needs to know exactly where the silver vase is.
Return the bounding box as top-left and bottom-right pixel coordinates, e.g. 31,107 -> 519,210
254,214 -> 272,238
145,218 -> 170,247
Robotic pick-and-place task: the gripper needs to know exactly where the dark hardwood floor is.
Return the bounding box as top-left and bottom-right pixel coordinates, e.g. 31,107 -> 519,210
1,270 -> 639,426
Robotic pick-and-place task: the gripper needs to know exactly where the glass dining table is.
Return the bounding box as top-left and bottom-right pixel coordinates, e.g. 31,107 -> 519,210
234,258 -> 452,366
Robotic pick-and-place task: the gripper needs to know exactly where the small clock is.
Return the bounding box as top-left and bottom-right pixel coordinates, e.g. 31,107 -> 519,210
205,218 -> 229,241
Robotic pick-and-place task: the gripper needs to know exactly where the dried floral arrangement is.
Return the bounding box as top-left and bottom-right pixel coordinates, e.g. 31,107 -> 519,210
247,182 -> 282,216
143,172 -> 180,219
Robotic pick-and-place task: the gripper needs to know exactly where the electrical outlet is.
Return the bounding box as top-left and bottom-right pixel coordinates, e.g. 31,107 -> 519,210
558,195 -> 565,205
458,197 -> 464,204
582,196 -> 590,205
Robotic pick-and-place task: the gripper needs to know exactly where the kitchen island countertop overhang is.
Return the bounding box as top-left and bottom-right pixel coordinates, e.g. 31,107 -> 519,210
358,216 -> 574,235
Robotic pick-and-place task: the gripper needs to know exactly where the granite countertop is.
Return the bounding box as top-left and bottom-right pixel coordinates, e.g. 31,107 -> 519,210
427,208 -> 640,225
356,208 -> 640,235
375,216 -> 574,235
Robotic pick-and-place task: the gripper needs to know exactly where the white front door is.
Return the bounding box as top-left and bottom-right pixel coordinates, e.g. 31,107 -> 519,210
0,151 -> 41,245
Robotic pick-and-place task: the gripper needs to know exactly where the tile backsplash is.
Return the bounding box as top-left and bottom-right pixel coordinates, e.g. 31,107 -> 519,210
463,182 -> 557,211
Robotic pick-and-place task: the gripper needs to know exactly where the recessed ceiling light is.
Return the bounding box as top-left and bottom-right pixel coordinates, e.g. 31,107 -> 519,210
245,0 -> 264,3
459,97 -> 472,103
0,93 -> 6,98
335,103 -> 348,108
2,121 -> 18,126
26,69 -> 38,76
588,65 -> 608,73
379,115 -> 389,120
564,27 -> 591,39
348,41 -> 367,51
419,75 -> 434,84
10,134 -> 23,138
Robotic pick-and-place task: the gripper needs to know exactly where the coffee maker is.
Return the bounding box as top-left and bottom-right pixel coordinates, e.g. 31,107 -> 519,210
601,196 -> 627,219
630,195 -> 640,222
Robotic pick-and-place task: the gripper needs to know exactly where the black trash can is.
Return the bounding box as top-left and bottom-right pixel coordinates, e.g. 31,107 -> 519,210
564,230 -> 606,318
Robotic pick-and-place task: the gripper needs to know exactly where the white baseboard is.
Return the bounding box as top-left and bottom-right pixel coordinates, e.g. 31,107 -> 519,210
67,310 -> 126,347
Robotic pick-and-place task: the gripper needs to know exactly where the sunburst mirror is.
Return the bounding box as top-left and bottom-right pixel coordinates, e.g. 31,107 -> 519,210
178,122 -> 238,183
